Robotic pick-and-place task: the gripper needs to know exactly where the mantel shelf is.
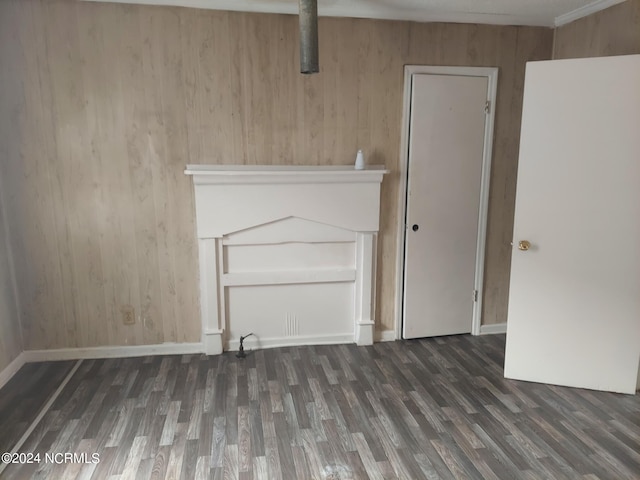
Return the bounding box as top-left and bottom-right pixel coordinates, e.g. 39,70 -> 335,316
184,164 -> 388,185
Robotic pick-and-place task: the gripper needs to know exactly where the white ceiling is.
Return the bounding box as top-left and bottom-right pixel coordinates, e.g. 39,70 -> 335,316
86,0 -> 625,27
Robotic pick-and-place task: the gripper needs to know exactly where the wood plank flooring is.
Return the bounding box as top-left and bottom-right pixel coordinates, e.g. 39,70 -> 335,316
1,335 -> 639,479
0,360 -> 76,454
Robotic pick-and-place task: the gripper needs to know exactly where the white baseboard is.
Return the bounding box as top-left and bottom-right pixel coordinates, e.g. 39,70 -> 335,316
0,352 -> 27,390
1,330 -> 402,386
480,323 -> 507,335
375,330 -> 396,342
23,342 -> 205,362
227,333 -> 353,351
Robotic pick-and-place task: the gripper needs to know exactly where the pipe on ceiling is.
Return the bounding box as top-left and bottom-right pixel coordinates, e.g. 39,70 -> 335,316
298,0 -> 319,74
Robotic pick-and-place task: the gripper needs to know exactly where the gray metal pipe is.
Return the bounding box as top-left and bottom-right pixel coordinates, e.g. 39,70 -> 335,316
299,0 -> 319,74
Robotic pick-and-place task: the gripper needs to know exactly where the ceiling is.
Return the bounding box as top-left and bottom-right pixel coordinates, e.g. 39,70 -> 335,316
86,0 -> 624,27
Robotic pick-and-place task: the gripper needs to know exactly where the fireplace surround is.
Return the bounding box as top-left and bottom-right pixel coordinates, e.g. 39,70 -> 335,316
185,165 -> 388,354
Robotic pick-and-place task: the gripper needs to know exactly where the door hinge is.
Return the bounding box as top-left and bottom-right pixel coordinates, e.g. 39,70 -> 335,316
473,290 -> 478,302
484,101 -> 491,114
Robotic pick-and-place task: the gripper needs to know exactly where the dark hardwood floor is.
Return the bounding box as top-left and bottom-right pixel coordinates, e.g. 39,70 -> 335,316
0,360 -> 76,454
1,335 -> 639,479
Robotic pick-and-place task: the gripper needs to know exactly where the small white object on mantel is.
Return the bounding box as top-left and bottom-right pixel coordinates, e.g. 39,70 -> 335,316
185,164 -> 388,355
355,149 -> 365,170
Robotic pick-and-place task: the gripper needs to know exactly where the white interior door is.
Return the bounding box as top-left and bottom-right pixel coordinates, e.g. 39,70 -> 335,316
505,55 -> 640,394
403,73 -> 489,339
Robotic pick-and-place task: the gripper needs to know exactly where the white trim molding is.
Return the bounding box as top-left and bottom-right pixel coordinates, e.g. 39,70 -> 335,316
85,0 -> 625,27
0,331 -> 403,389
0,352 -> 27,390
554,0 -> 626,26
185,164 -> 388,185
375,330 -> 397,342
479,323 -> 507,335
395,65 -> 498,341
4,345 -> 206,390
227,333 -> 354,351
354,232 -> 377,346
22,342 -> 205,362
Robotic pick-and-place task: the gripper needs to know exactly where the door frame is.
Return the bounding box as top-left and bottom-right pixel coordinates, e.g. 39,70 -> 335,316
394,65 -> 498,340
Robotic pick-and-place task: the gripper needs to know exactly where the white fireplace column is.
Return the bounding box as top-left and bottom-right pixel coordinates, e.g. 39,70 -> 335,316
185,165 -> 388,355
355,232 -> 376,346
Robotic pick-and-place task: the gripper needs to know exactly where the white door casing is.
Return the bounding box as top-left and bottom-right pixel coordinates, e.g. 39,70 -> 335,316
504,55 -> 640,394
398,66 -> 498,339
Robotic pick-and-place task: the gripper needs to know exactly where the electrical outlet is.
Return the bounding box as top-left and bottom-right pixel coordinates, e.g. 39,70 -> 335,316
121,305 -> 135,325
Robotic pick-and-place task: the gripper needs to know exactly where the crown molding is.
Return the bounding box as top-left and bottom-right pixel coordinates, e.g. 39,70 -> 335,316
554,0 -> 626,27
83,0 -> 558,27
84,0 -> 628,28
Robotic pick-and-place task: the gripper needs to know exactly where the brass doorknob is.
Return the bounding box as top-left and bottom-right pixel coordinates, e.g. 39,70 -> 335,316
518,240 -> 531,251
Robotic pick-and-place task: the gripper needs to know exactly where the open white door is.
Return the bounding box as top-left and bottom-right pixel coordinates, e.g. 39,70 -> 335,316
402,68 -> 496,339
505,55 -> 640,394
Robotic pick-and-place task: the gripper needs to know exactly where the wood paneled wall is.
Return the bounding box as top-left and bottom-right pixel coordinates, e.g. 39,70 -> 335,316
0,5 -> 24,370
0,0 -> 553,350
0,193 -> 22,371
554,0 -> 640,59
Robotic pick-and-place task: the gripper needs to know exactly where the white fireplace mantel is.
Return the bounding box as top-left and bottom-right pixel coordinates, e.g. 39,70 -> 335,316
185,164 -> 388,355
